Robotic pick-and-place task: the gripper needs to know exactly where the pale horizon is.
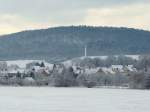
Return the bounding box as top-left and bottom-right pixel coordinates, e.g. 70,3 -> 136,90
0,0 -> 150,35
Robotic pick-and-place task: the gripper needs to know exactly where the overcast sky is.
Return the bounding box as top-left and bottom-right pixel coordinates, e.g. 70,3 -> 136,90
0,0 -> 150,35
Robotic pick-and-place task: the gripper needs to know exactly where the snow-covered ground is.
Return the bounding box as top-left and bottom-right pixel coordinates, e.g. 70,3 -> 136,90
63,55 -> 140,67
6,60 -> 53,69
0,87 -> 150,112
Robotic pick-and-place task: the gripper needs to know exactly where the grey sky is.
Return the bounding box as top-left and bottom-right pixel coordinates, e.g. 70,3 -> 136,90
0,0 -> 150,34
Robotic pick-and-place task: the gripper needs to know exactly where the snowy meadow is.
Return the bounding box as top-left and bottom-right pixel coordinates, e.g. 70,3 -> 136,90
0,87 -> 150,112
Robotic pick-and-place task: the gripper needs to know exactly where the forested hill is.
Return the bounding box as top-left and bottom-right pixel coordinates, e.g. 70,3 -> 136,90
0,26 -> 150,62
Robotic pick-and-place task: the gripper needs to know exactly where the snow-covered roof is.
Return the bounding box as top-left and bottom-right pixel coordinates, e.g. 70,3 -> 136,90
101,67 -> 115,74
8,69 -> 25,74
111,65 -> 123,69
85,68 -> 100,74
125,65 -> 136,72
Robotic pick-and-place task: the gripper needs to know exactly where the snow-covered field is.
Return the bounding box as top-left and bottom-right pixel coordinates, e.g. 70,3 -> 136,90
0,87 -> 150,112
6,60 -> 53,68
63,55 -> 140,67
